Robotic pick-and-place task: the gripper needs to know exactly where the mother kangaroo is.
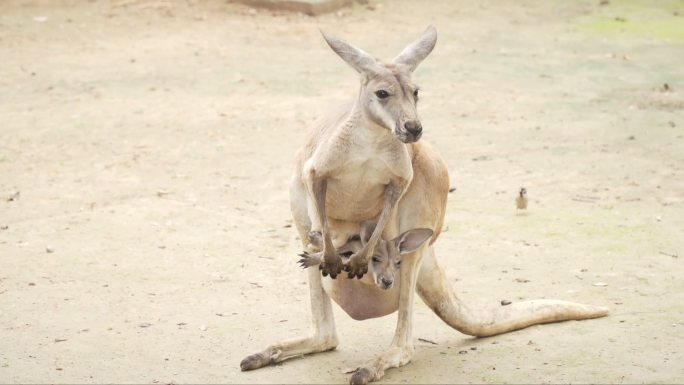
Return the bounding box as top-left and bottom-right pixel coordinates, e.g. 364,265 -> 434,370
241,26 -> 608,384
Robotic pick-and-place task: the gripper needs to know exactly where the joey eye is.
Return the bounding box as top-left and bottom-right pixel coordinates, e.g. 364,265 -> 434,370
375,90 -> 390,99
413,89 -> 419,99
372,256 -> 381,263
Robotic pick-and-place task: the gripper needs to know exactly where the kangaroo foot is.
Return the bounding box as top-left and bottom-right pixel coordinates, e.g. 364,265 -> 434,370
240,346 -> 281,371
348,345 -> 414,384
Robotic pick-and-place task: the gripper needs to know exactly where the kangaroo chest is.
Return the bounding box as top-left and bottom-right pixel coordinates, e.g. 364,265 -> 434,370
325,147 -> 409,222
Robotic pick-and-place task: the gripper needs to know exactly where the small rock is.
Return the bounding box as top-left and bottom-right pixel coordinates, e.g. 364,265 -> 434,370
470,347 -> 477,350
139,322 -> 152,328
458,350 -> 468,354
500,299 -> 512,306
627,135 -> 635,140
54,338 -> 67,343
668,121 -> 676,127
199,325 -> 207,331
0,225 -> 8,230
46,247 -> 55,253
28,282 -> 35,286
6,191 -> 20,202
448,187 -> 456,193
55,367 -> 63,371
592,282 -> 608,287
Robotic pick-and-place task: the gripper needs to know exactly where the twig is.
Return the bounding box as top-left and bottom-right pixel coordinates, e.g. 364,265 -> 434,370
418,337 -> 438,345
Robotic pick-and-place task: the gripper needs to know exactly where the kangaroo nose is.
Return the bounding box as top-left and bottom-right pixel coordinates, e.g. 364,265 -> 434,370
381,277 -> 393,288
404,121 -> 422,136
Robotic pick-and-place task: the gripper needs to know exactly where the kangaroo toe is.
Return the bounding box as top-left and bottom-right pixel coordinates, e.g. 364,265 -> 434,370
350,367 -> 374,385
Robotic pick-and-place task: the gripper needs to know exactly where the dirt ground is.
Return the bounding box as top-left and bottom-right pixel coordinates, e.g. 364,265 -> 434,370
1,0 -> 683,383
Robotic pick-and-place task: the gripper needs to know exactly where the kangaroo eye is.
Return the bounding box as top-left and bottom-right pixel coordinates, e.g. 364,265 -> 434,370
375,90 -> 390,99
413,89 -> 419,99
395,260 -> 402,267
372,256 -> 381,263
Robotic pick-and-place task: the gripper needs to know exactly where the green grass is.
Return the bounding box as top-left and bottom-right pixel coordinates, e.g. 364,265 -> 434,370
580,0 -> 684,41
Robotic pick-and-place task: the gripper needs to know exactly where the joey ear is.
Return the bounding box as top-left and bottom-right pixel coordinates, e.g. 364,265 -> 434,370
395,228 -> 434,254
359,220 -> 378,245
321,30 -> 383,75
392,25 -> 437,73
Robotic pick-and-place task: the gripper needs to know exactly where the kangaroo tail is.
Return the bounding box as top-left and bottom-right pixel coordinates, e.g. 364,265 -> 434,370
416,247 -> 608,338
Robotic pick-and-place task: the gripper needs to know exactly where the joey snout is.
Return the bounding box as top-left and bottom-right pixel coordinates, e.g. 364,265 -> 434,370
378,276 -> 394,290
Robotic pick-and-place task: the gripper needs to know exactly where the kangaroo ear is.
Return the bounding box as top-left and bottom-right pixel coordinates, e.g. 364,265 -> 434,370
321,30 -> 383,75
393,25 -> 437,73
359,220 -> 378,245
395,228 -> 434,254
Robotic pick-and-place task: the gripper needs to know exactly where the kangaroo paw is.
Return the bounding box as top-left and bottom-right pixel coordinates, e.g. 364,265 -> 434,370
319,258 -> 344,279
344,253 -> 369,279
297,251 -> 322,269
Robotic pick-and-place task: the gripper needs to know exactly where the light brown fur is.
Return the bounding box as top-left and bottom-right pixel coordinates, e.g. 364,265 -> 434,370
241,26 -> 608,384
299,222 -> 433,291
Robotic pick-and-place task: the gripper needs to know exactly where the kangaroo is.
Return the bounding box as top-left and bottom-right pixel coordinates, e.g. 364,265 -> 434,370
298,221 -> 434,290
241,26 -> 608,384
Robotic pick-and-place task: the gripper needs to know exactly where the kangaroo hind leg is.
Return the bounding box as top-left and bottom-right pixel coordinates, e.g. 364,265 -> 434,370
241,180 -> 339,370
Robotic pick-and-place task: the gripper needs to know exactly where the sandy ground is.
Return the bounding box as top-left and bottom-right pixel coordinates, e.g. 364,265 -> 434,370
1,0 -> 683,383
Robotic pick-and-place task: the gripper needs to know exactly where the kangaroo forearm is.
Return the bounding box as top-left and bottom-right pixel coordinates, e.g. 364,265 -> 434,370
311,177 -> 338,262
364,179 -> 405,253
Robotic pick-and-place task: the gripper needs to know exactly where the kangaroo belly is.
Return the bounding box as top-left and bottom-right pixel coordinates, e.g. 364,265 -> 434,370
322,275 -> 400,320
